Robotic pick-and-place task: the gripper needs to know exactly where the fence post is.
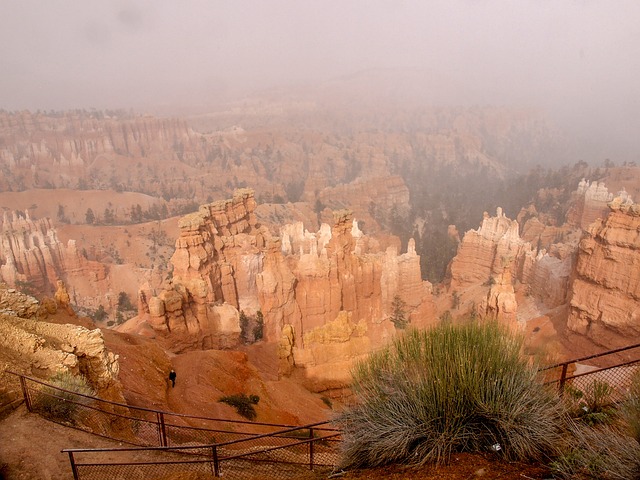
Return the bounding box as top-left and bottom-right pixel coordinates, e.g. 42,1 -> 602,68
558,363 -> 569,397
157,412 -> 167,446
212,445 -> 220,477
309,427 -> 315,470
18,376 -> 32,412
67,451 -> 79,480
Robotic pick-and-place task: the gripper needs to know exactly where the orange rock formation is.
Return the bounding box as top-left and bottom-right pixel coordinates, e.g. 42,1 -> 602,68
568,200 -> 640,346
137,190 -> 435,391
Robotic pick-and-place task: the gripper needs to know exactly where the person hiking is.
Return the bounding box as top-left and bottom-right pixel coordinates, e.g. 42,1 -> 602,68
169,369 -> 177,388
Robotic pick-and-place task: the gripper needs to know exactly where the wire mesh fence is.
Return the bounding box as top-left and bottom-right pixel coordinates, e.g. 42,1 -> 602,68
10,372 -> 341,479
540,342 -> 640,403
12,372 -> 336,448
64,428 -> 342,480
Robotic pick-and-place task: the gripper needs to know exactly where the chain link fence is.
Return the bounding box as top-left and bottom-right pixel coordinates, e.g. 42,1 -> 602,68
10,372 -> 341,479
540,342 -> 640,403
64,427 -> 341,480
12,373 -> 334,447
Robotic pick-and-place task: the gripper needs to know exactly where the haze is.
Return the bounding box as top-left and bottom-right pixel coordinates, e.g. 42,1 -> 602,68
1,0 -> 639,161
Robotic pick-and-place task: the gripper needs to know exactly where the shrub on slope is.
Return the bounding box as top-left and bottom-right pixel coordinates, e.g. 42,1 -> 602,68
336,321 -> 565,468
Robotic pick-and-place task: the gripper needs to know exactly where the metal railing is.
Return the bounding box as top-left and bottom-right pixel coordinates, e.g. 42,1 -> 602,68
7,371 -> 340,479
63,423 -> 341,479
539,342 -> 640,401
8,371 -> 338,448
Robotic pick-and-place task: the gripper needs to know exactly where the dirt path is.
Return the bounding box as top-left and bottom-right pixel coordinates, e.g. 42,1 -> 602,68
0,405 -> 124,479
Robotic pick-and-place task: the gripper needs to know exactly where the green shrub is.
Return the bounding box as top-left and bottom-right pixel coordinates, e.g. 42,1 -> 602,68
219,393 -> 259,420
239,310 -> 250,344
32,371 -> 95,423
336,321 -> 566,469
253,311 -> 264,341
321,396 -> 333,409
565,380 -> 617,426
390,295 -> 408,329
239,311 -> 264,344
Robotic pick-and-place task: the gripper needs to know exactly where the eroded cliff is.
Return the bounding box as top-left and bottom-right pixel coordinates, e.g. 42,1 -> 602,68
135,190 -> 434,392
0,285 -> 125,410
567,200 -> 640,346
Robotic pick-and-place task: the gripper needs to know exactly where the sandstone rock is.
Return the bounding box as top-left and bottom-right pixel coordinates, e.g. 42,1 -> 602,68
0,286 -> 39,318
449,206 -> 577,313
0,286 -> 125,404
278,323 -> 295,377
478,267 -> 519,329
567,203 -> 640,346
142,191 -> 434,392
450,207 -> 536,289
0,210 -> 107,308
567,179 -> 618,230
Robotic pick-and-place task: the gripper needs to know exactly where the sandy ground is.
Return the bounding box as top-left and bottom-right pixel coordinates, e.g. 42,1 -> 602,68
0,405 -> 123,480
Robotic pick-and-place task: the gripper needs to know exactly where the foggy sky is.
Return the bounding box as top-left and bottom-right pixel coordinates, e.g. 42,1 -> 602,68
1,1 -> 640,160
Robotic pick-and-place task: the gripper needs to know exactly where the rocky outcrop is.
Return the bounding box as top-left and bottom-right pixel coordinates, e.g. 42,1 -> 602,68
449,207 -> 575,311
478,267 -> 519,328
0,110 -> 193,170
567,178 -> 634,230
567,201 -> 640,346
450,207 -> 537,289
0,286 -> 125,405
138,189 -> 267,350
139,190 -> 435,391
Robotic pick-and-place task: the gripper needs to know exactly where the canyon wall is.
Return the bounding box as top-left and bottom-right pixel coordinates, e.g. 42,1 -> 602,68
567,200 -> 640,346
0,110 -> 193,169
449,180 -> 640,349
566,178 -> 628,230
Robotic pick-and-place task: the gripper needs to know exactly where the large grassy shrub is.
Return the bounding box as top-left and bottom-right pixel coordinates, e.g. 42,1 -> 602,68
551,369 -> 640,479
336,321 -> 566,469
32,371 -> 95,423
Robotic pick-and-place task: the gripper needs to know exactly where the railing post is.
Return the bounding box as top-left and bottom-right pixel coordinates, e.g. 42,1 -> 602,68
18,376 -> 32,411
68,451 -> 79,480
157,412 -> 167,446
309,427 -> 315,470
558,363 -> 569,397
212,445 -> 220,477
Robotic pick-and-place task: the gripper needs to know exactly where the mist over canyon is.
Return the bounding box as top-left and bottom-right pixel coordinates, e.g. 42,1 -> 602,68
2,4 -> 640,478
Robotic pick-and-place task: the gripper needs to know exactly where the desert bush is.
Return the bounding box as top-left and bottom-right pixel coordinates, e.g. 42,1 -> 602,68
32,371 -> 95,424
321,396 -> 333,409
551,421 -> 640,479
253,311 -> 264,341
336,321 -> 566,469
565,380 -> 617,426
390,295 -> 408,329
219,393 -> 259,420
